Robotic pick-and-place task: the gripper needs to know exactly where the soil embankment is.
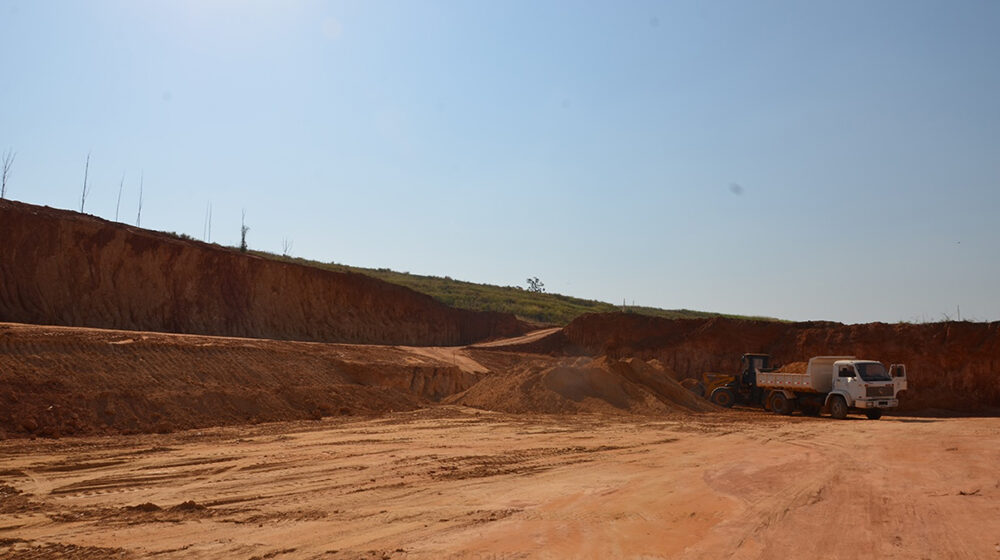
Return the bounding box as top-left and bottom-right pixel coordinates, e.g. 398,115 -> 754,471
0,200 -> 525,346
0,322 -> 495,438
548,313 -> 1000,412
0,323 -> 712,438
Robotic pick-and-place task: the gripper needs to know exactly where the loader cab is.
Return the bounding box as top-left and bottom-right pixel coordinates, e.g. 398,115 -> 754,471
740,353 -> 772,386
739,353 -> 772,405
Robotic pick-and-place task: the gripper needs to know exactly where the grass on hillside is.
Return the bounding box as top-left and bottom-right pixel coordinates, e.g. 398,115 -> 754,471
248,250 -> 781,326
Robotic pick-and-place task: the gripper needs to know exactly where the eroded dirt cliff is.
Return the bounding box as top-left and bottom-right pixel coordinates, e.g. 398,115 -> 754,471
0,200 -> 525,345
556,313 -> 1000,411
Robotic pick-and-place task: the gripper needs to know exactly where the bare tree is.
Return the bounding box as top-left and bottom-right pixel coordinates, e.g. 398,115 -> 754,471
282,237 -> 293,257
203,202 -> 210,240
203,202 -> 214,242
240,209 -> 249,252
1,148 -> 14,199
115,173 -> 125,221
136,172 -> 144,227
80,152 -> 91,213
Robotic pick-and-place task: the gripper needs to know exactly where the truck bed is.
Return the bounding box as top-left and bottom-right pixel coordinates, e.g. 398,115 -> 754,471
756,356 -> 853,394
756,371 -> 822,393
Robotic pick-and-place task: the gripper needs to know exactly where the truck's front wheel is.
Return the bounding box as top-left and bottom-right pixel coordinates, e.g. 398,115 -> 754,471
710,388 -> 735,408
829,396 -> 848,419
865,409 -> 883,420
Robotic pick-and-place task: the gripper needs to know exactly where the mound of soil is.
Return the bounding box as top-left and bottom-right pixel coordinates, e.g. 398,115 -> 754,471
0,323 -> 490,438
560,313 -> 1000,412
0,200 -> 526,346
447,356 -> 717,415
774,361 -> 809,374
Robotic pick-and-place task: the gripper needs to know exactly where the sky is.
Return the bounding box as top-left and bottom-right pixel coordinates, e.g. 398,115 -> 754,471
1,0 -> 998,324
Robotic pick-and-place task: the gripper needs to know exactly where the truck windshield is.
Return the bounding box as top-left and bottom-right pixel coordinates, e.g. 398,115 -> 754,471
856,363 -> 891,382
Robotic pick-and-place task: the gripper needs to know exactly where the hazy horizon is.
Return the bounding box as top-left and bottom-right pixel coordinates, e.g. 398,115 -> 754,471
2,0 -> 998,324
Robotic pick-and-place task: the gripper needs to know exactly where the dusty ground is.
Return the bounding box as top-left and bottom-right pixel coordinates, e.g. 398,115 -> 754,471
2,407 -> 999,559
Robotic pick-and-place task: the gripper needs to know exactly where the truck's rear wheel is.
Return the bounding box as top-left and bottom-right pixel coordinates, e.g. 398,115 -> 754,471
865,409 -> 883,420
710,388 -> 735,408
770,392 -> 793,415
829,396 -> 848,419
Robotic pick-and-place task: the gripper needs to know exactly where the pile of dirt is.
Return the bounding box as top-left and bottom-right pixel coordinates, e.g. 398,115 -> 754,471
558,313 -> 1000,412
774,361 -> 809,373
0,323 -> 491,438
0,200 -> 527,346
446,355 -> 717,415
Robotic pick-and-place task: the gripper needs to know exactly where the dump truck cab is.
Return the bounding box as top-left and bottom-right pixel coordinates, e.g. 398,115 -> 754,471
830,359 -> 898,412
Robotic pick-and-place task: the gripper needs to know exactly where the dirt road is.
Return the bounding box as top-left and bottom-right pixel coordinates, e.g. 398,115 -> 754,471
2,408 -> 998,559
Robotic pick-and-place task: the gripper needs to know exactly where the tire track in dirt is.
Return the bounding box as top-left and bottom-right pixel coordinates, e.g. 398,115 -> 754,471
4,411 -> 1000,558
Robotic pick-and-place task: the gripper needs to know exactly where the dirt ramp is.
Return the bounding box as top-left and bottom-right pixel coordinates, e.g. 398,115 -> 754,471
0,200 -> 525,345
561,313 -> 1000,412
446,355 -> 716,415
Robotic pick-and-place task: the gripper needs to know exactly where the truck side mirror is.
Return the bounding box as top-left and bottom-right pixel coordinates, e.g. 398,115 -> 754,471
891,364 -> 906,378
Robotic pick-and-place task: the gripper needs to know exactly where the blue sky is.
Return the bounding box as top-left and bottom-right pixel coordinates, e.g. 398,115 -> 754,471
2,0 -> 998,323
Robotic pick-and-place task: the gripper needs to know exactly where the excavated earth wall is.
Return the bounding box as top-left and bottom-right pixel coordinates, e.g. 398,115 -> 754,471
0,200 -> 525,346
560,313 -> 1000,412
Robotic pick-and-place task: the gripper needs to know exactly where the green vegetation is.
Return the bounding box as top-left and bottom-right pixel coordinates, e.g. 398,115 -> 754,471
250,250 -> 782,326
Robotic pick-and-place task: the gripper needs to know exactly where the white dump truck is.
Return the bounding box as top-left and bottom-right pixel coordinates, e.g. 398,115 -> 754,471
756,356 -> 907,419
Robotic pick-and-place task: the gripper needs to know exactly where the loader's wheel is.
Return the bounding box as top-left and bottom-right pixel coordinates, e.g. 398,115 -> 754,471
710,388 -> 735,408
829,396 -> 849,419
770,392 -> 793,415
865,409 -> 883,420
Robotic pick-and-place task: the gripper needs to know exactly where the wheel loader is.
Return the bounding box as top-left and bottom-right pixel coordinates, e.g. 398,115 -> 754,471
700,353 -> 773,408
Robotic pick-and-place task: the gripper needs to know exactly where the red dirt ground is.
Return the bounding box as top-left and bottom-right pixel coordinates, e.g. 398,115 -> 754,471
2,199 -> 1000,558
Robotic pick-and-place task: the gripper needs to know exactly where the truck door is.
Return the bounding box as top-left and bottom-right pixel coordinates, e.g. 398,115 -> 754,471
890,364 -> 907,393
834,364 -> 858,404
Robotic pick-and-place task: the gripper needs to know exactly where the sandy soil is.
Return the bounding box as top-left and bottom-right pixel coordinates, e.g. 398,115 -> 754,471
3,407 -> 998,560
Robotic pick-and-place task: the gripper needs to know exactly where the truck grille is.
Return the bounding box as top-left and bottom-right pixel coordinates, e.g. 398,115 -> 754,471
866,385 -> 893,398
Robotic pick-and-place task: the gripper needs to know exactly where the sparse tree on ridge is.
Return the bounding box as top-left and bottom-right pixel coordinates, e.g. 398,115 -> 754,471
526,277 -> 545,293
115,173 -> 125,221
80,152 -> 91,213
240,209 -> 250,252
1,148 -> 15,199
136,172 -> 144,227
203,202 -> 213,242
